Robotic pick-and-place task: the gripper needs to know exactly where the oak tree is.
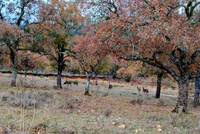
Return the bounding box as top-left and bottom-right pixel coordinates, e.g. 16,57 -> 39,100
72,23 -> 114,95
0,0 -> 40,86
95,0 -> 200,112
28,0 -> 83,88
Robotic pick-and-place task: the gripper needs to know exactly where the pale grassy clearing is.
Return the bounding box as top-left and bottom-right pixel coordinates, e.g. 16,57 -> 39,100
0,73 -> 199,134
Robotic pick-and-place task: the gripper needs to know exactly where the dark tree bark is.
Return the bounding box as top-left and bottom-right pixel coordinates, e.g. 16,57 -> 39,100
193,71 -> 200,107
9,48 -> 18,87
55,36 -> 66,89
56,56 -> 65,89
155,72 -> 163,98
57,69 -> 62,89
172,74 -> 189,113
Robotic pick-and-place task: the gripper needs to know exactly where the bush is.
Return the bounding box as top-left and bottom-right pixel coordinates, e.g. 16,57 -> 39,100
112,73 -> 117,79
124,76 -> 131,82
103,107 -> 113,117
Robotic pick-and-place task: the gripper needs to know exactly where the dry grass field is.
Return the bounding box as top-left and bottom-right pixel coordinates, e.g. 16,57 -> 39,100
0,73 -> 200,134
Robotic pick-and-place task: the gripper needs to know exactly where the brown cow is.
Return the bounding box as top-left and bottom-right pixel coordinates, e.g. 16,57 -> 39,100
143,87 -> 149,93
73,81 -> 78,86
64,80 -> 71,86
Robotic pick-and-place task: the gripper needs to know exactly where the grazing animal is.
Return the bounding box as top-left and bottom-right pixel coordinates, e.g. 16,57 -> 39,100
73,81 -> 78,86
137,86 -> 141,92
143,87 -> 149,93
63,80 -> 71,86
108,83 -> 113,89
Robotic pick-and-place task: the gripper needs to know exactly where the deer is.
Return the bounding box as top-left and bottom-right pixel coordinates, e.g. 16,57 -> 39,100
73,81 -> 78,86
137,86 -> 141,92
108,83 -> 113,89
143,87 -> 149,93
63,80 -> 71,86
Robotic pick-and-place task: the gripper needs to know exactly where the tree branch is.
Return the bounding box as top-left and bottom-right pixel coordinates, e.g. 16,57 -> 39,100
188,48 -> 200,65
117,53 -> 179,81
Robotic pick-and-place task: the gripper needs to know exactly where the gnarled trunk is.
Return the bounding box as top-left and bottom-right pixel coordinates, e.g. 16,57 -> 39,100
172,74 -> 189,113
155,72 -> 163,98
193,74 -> 200,107
85,72 -> 91,95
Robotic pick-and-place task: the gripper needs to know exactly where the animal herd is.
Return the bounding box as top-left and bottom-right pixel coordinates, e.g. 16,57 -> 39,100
63,80 -> 78,86
64,79 -> 149,94
137,86 -> 149,93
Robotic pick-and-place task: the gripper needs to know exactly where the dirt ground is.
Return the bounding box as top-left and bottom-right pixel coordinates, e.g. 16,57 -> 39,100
0,73 -> 199,134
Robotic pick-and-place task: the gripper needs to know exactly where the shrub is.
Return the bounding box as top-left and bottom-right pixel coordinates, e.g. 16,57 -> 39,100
112,73 -> 117,79
124,76 -> 131,82
103,107 -> 113,117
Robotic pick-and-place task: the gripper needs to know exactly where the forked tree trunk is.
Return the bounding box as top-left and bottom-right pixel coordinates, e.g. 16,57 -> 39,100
85,72 -> 91,95
155,72 -> 163,98
193,73 -> 200,107
10,49 -> 17,87
172,74 -> 189,113
57,69 -> 62,89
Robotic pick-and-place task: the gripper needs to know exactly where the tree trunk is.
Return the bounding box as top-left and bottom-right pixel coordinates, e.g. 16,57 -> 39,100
57,69 -> 62,89
155,72 -> 163,98
11,67 -> 18,87
95,73 -> 98,85
172,74 -> 189,113
85,72 -> 91,95
10,48 -> 17,87
56,49 -> 64,89
193,72 -> 200,107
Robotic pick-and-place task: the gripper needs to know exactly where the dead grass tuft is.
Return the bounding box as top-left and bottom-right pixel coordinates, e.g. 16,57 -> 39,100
157,99 -> 165,106
130,98 -> 143,105
103,107 -> 113,117
0,91 -> 53,109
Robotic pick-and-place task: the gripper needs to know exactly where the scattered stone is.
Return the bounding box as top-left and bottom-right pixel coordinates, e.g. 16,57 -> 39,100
157,129 -> 162,132
0,126 -> 3,133
134,129 -> 138,133
118,124 -> 125,129
156,125 -> 162,129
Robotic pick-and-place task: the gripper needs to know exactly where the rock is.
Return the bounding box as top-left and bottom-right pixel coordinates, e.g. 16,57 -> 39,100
118,124 -> 125,129
0,126 -> 3,133
134,129 -> 138,133
112,122 -> 116,125
156,125 -> 162,129
157,129 -> 162,132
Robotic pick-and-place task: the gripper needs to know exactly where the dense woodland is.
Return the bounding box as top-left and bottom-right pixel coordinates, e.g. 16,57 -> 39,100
0,0 -> 200,115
